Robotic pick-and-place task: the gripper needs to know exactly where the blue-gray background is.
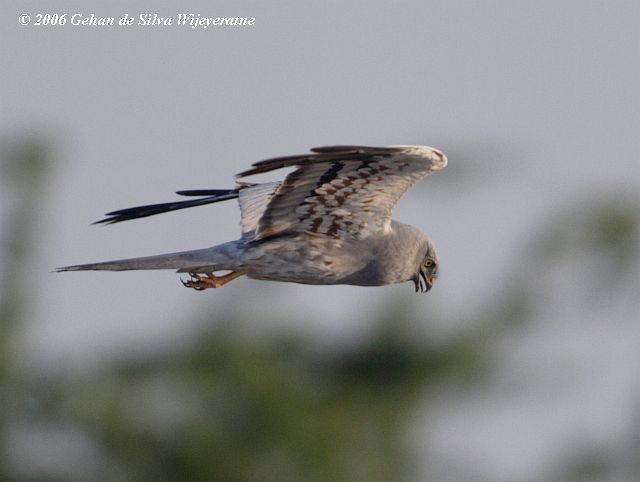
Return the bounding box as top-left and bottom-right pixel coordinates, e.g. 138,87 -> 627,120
2,1 -> 639,480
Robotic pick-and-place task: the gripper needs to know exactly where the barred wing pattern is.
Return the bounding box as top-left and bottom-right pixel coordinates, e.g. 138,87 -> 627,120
237,145 -> 447,241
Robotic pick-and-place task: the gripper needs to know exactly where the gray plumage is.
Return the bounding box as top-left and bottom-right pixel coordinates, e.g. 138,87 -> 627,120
57,145 -> 447,292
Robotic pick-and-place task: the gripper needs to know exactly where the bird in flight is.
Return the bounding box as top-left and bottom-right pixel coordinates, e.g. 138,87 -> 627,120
57,145 -> 447,292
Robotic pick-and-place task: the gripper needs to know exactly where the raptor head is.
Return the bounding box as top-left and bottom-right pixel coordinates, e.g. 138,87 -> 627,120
413,242 -> 439,293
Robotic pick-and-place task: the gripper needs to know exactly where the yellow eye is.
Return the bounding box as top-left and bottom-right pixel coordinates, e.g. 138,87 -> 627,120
425,259 -> 434,268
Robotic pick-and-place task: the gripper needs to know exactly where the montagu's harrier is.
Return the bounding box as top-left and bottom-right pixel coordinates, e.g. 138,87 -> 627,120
57,145 -> 447,292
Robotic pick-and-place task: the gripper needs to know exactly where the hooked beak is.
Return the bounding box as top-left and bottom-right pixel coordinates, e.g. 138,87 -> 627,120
413,269 -> 432,293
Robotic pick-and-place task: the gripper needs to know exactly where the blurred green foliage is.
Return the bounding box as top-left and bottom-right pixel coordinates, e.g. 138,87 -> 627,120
1,140 -> 638,481
42,317 -> 487,482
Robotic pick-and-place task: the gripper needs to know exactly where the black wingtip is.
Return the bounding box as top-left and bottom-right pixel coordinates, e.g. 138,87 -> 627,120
91,191 -> 239,226
92,218 -> 111,225
176,189 -> 236,197
92,215 -> 132,225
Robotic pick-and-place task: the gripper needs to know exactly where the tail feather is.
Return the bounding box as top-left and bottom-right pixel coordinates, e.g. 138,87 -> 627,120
93,190 -> 238,225
56,247 -> 226,273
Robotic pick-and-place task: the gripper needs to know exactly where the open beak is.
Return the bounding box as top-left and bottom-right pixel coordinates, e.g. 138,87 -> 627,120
413,269 -> 432,293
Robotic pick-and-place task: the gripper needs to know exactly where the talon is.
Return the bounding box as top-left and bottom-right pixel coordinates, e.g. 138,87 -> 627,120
180,269 -> 249,291
181,273 -> 204,290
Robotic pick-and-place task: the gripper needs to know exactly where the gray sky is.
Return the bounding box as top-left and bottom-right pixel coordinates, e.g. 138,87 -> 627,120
3,1 -> 640,479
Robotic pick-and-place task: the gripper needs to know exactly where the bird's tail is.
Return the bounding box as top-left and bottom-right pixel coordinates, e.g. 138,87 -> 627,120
56,246 -> 235,273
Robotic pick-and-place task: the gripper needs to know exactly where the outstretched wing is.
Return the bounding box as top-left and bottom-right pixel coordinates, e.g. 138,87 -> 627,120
91,180 -> 283,241
237,145 -> 447,241
93,190 -> 239,225
91,145 -> 446,242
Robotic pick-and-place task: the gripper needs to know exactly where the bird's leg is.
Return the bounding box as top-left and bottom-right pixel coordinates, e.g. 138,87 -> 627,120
181,269 -> 249,290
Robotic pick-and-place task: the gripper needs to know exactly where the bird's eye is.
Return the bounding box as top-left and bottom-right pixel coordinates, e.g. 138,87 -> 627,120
425,259 -> 434,268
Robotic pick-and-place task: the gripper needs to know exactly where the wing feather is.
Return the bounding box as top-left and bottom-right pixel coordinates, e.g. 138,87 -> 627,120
236,145 -> 447,241
93,190 -> 238,225
88,145 -> 446,243
237,146 -> 400,178
237,182 -> 281,238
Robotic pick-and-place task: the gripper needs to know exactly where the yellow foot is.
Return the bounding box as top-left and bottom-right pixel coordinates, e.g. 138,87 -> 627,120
181,269 -> 248,291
